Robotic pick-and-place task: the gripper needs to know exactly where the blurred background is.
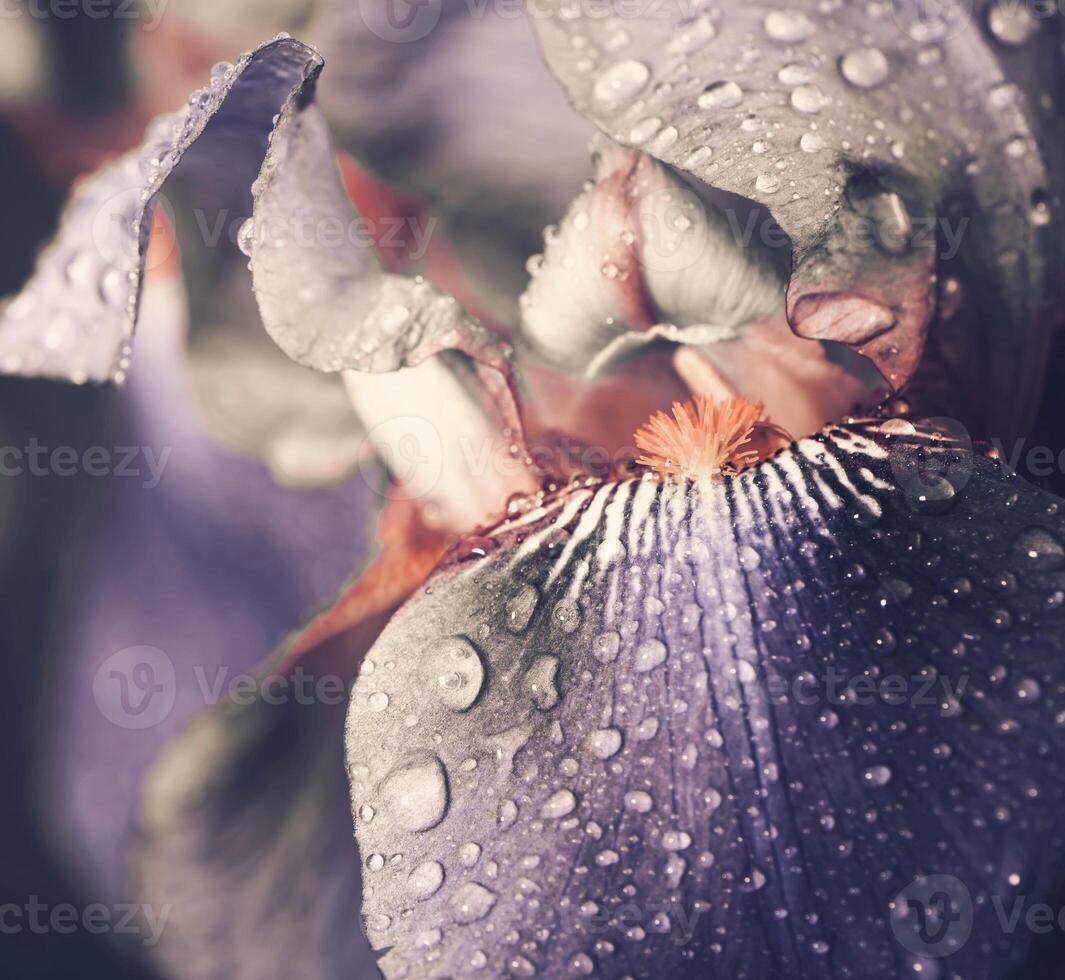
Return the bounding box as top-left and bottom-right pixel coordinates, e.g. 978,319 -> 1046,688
0,4 -> 377,977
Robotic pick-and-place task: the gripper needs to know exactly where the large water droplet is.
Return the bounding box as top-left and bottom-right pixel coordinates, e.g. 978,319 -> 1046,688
1014,527 -> 1065,571
236,218 -> 255,257
594,631 -> 621,663
839,47 -> 890,88
764,9 -> 815,42
697,80 -> 744,109
624,790 -> 654,813
506,584 -> 540,633
451,882 -> 497,924
588,727 -> 623,759
987,0 -> 1039,45
407,860 -> 445,901
778,62 -> 814,85
380,756 -> 449,832
791,85 -> 826,113
755,173 -> 781,195
541,788 -> 578,819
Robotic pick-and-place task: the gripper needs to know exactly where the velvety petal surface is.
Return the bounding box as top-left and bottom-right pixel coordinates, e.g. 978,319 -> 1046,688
348,420 -> 1065,977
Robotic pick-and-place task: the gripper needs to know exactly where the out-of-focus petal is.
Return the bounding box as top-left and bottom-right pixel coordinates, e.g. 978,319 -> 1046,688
531,0 -> 1065,443
131,485 -> 438,980
348,418 -> 1065,977
307,0 -> 594,327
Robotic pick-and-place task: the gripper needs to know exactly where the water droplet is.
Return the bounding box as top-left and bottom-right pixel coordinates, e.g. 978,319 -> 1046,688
662,830 -> 692,851
506,584 -> 540,633
684,145 -> 714,168
755,173 -> 781,195
630,116 -> 663,144
697,80 -> 744,109
460,842 -> 482,867
668,13 -> 716,53
624,790 -> 654,813
541,788 -> 578,819
366,852 -> 385,871
1005,135 -> 1029,158
593,60 -> 651,108
1014,527 -> 1065,571
553,600 -> 582,633
739,867 -> 767,892
800,131 -> 826,153
407,860 -> 445,900
764,9 -> 815,42
1015,677 -> 1042,703
862,764 -> 892,788
634,639 -> 667,672
839,47 -> 890,88
523,655 -> 560,709
791,85 -> 826,113
588,727 -> 623,759
778,62 -> 814,85
595,631 -> 621,663
230,212 -> 257,257
368,691 -> 389,712
432,637 -> 485,711
873,628 -> 896,653
570,952 -> 596,975
380,756 -> 449,832
987,0 -> 1039,45
451,882 -> 497,924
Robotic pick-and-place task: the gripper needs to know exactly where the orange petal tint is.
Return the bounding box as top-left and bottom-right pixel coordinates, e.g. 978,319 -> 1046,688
634,395 -> 790,482
280,490 -> 451,679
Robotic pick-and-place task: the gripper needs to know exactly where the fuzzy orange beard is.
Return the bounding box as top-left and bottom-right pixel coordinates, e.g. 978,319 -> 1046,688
634,394 -> 792,482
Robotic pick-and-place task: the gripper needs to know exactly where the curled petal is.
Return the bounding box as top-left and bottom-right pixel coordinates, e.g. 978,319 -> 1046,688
519,147 -> 870,437
349,420 -> 1065,977
519,145 -> 784,375
250,94 -> 537,528
249,99 -> 524,440
531,1 -> 1065,441
0,36 -> 320,384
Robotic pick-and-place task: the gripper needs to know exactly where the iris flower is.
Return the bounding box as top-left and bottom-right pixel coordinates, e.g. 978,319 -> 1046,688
7,1 -> 1065,977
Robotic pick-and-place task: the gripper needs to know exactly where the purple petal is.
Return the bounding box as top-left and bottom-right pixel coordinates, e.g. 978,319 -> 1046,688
0,36 -> 321,384
348,420 -> 1065,976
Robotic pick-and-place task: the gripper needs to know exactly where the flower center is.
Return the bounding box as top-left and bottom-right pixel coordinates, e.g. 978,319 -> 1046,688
634,394 -> 792,481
